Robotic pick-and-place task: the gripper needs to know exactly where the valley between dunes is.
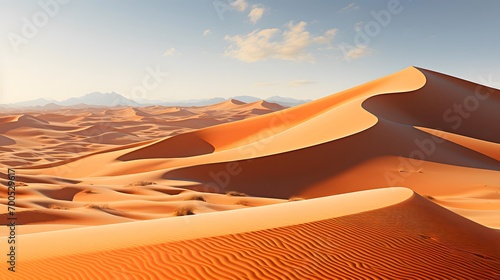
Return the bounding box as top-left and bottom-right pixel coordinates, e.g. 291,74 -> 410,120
1,66 -> 499,279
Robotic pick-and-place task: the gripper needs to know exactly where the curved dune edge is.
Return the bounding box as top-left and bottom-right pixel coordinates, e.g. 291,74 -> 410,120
22,66 -> 427,179
99,67 -> 427,165
9,187 -> 413,262
168,67 -> 427,155
7,188 -> 500,280
415,126 -> 500,161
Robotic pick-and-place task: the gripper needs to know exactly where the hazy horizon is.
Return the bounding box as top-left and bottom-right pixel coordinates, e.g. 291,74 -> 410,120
0,90 -> 314,105
1,0 -> 499,104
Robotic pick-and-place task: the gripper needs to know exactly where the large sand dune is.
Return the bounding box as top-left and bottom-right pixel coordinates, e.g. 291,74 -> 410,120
3,188 -> 500,279
1,66 -> 499,278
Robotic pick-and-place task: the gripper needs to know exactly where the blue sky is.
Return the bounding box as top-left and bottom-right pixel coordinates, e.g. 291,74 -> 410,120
1,0 -> 499,103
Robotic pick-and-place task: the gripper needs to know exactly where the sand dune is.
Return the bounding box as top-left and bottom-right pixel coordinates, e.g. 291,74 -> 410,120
0,66 -> 499,278
205,99 -> 246,110
0,135 -> 15,146
141,106 -> 196,117
0,115 -> 21,124
2,188 -> 499,279
237,100 -> 286,114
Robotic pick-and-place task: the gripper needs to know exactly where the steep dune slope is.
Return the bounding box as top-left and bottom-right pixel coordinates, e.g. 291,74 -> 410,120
114,66 -> 425,160
157,67 -> 499,198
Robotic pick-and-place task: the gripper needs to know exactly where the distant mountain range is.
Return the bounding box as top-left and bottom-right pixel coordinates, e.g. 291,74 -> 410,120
2,92 -> 312,109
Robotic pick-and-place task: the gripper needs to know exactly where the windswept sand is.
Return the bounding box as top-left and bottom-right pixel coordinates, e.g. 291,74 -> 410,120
0,66 -> 499,278
3,188 -> 500,279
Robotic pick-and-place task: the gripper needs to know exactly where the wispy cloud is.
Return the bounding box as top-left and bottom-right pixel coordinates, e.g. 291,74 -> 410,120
248,5 -> 265,24
312,29 -> 337,44
163,47 -> 178,57
231,0 -> 248,12
289,80 -> 316,87
340,2 -> 359,12
202,29 -> 212,36
342,44 -> 370,60
224,21 -> 337,63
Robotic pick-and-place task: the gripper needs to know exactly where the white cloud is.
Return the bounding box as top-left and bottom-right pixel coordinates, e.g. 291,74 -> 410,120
312,28 -> 337,44
248,5 -> 265,24
225,21 -> 337,63
342,44 -> 370,60
289,80 -> 316,87
231,0 -> 248,12
340,2 -> 359,12
203,29 -> 212,36
163,47 -> 178,57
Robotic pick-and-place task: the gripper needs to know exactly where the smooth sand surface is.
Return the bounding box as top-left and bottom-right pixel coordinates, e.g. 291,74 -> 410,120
1,66 -> 499,278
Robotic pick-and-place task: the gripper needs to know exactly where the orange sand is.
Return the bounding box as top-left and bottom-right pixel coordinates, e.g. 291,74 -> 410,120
0,67 -> 499,279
